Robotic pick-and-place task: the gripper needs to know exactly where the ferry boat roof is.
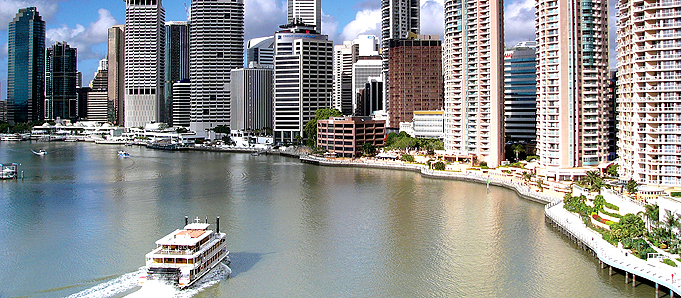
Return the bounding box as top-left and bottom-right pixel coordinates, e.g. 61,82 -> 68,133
155,223 -> 213,246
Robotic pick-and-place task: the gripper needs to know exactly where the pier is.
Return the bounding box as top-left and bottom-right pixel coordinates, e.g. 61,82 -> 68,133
545,202 -> 680,297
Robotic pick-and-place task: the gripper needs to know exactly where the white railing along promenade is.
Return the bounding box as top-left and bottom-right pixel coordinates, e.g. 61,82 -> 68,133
545,202 -> 681,295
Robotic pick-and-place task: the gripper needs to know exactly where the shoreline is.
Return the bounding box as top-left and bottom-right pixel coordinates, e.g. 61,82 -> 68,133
300,154 -> 680,296
299,154 -> 560,205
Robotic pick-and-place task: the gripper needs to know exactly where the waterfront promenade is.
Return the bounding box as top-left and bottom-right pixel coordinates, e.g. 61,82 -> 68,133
300,154 -> 680,296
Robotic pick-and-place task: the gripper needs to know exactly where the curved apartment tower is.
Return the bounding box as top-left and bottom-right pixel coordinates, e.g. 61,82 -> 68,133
443,0 -> 505,167
124,0 -> 165,128
189,0 -> 244,135
617,0 -> 681,185
535,0 -> 609,170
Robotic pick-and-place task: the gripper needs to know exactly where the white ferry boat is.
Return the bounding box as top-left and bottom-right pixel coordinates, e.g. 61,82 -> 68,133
140,217 -> 230,289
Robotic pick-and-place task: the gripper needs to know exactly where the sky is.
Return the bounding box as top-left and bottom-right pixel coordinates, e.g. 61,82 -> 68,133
0,0 -> 614,102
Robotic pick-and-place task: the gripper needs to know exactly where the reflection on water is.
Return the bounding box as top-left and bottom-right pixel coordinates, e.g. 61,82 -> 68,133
0,142 -> 656,297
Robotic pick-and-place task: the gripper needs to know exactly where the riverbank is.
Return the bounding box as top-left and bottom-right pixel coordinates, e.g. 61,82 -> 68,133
300,154 -> 560,204
300,154 -> 680,296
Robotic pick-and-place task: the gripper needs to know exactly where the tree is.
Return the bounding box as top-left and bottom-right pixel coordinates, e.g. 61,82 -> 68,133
511,143 -> 525,162
536,178 -> 544,192
401,154 -> 415,162
361,142 -> 377,157
304,108 -> 342,147
625,179 -> 639,194
522,172 -> 534,184
642,203 -> 660,231
663,210 -> 680,237
606,164 -> 619,177
610,214 -> 646,242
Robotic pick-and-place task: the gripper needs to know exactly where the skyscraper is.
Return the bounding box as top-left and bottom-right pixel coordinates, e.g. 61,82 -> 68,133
108,25 -> 125,125
165,21 -> 190,126
381,0 -> 420,122
388,36 -> 443,129
7,7 -> 45,124
443,0 -> 505,167
88,58 -> 109,123
535,0 -> 609,170
288,0 -> 322,32
273,22 -> 333,143
616,0 -> 681,185
503,44 -> 537,145
45,41 -> 78,121
230,67 -> 273,132
124,0 -> 165,128
189,0 -> 244,136
333,42 -> 358,115
246,36 -> 274,68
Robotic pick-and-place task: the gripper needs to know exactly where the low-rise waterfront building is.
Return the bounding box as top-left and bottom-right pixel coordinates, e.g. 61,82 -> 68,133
317,116 -> 386,158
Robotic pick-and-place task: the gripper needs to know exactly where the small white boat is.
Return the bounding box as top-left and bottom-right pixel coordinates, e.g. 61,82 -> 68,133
117,150 -> 130,157
1,134 -> 24,141
31,149 -> 47,156
139,217 -> 230,289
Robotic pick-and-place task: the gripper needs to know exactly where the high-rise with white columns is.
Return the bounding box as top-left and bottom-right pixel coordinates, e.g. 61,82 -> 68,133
123,0 -> 165,128
617,0 -> 681,185
443,0 -> 504,167
288,0 -> 322,32
534,0 -> 609,169
189,0 -> 244,136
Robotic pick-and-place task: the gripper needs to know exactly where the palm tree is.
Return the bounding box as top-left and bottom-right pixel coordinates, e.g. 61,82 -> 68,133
511,143 -> 525,162
641,204 -> 660,231
537,178 -> 544,192
522,172 -> 534,185
664,210 -> 680,238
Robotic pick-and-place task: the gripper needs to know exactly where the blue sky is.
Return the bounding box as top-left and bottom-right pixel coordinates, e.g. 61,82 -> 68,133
0,0 -> 574,101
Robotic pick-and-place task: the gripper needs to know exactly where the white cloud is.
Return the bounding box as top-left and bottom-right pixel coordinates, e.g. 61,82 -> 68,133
0,0 -> 61,30
420,0 -> 444,38
334,0 -> 444,44
322,12 -> 340,42
1,42 -> 7,58
46,8 -> 116,60
338,9 -> 381,42
243,0 -> 286,42
504,0 -> 536,47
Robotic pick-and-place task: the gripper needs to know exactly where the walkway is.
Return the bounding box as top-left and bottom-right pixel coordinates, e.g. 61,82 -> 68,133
545,202 -> 681,296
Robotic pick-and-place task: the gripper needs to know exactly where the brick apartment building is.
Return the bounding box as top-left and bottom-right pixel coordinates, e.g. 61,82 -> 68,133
317,116 -> 386,158
388,36 -> 443,129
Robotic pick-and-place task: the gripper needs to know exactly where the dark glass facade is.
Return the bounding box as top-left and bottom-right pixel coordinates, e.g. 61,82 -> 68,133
164,21 -> 190,126
7,7 -> 45,124
46,41 -> 78,121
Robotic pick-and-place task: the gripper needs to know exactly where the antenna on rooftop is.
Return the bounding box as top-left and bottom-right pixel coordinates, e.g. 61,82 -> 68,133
184,3 -> 190,22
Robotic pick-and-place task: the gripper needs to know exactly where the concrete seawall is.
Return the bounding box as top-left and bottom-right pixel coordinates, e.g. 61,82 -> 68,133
299,155 -> 559,205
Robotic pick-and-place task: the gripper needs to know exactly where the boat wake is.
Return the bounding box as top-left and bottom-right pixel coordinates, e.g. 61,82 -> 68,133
66,264 -> 231,298
127,263 -> 231,298
66,268 -> 145,298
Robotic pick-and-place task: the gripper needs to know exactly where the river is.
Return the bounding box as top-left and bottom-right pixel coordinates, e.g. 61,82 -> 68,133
0,141 -> 657,297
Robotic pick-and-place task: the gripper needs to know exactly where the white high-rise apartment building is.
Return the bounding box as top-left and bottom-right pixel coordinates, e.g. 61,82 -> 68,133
535,0 -> 609,170
273,23 -> 333,143
333,42 -> 358,115
288,0 -> 321,32
124,0 -> 165,128
617,0 -> 681,185
381,0 -> 420,111
352,58 -> 382,114
443,0 -> 504,167
189,0 -> 244,136
333,35 -> 380,115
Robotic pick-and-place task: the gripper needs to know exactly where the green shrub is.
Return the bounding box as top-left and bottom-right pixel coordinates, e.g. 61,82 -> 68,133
432,161 -> 446,171
671,192 -> 681,197
637,247 -> 657,260
604,202 -> 620,211
526,155 -> 539,161
401,154 -> 415,162
663,259 -> 678,267
600,209 -> 622,219
479,161 -> 488,167
622,237 -> 634,249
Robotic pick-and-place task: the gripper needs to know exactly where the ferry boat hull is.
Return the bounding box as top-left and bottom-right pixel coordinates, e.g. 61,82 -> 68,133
140,217 -> 230,289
